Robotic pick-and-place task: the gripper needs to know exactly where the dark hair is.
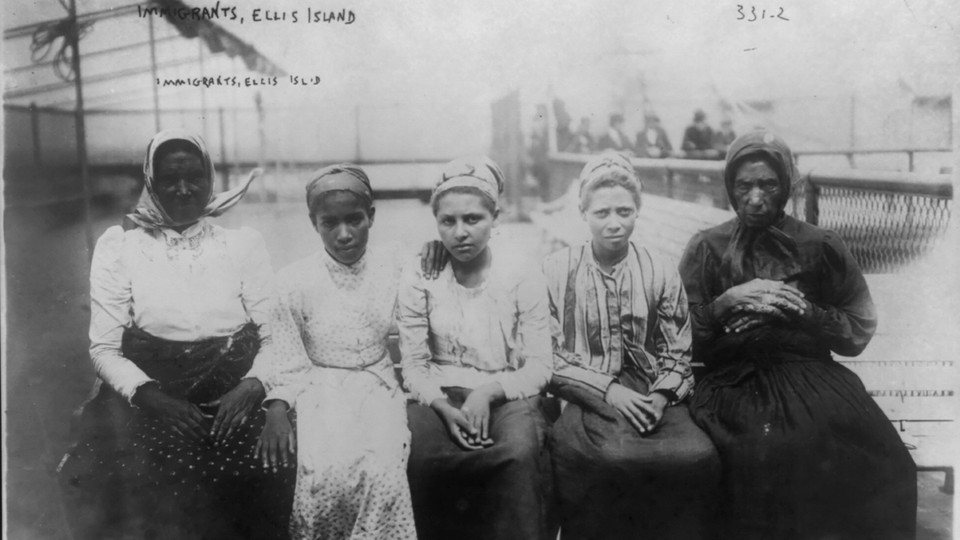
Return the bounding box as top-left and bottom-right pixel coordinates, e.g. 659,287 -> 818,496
580,171 -> 642,209
308,190 -> 374,224
430,186 -> 498,216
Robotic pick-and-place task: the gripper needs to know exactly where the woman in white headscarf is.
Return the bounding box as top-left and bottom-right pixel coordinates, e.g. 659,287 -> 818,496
60,129 -> 293,539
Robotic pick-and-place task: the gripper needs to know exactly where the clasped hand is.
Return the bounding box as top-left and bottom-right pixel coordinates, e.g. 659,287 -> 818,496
604,383 -> 667,435
431,385 -> 500,451
715,278 -> 808,334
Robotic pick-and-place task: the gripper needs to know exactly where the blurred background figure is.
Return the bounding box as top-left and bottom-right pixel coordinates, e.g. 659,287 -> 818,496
712,118 -> 737,159
598,113 -> 632,153
681,109 -> 720,159
634,112 -> 673,158
569,117 -> 596,153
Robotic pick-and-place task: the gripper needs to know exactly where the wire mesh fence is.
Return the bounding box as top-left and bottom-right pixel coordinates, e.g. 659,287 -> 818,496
813,186 -> 952,273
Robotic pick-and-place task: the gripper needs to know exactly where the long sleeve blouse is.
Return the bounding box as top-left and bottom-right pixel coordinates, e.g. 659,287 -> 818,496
543,242 -> 694,402
261,246 -> 403,408
679,216 -> 877,364
88,220 -> 276,402
397,252 -> 553,406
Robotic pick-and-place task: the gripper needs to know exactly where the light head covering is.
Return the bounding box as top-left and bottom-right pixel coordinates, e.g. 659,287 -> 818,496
578,151 -> 641,206
719,130 -> 802,285
430,156 -> 504,209
723,129 -> 797,212
125,128 -> 259,230
305,163 -> 374,216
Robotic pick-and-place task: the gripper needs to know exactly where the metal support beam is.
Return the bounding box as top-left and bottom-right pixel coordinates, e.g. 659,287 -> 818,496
67,0 -> 95,259
148,14 -> 161,132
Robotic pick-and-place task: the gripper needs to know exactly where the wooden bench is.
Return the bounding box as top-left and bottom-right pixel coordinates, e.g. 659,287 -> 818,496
530,193 -> 957,491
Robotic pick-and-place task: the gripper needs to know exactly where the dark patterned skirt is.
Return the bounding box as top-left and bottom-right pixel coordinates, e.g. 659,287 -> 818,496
690,350 -> 917,540
59,324 -> 295,540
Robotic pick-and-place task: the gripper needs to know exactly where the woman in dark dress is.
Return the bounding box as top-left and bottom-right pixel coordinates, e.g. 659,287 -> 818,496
678,130 -> 917,540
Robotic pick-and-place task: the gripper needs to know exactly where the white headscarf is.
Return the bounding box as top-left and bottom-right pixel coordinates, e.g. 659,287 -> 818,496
125,129 -> 260,230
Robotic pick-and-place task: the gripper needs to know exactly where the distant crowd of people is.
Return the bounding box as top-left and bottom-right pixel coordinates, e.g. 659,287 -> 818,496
554,106 -> 738,161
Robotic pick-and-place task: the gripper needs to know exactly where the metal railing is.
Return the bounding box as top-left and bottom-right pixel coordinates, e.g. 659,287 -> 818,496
794,147 -> 951,172
799,169 -> 952,273
547,152 -> 953,274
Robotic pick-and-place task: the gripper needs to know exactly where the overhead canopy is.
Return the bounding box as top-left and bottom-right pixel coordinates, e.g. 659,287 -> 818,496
3,0 -> 285,110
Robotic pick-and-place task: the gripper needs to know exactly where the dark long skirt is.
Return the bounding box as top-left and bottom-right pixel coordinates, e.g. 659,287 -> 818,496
406,388 -> 556,540
550,370 -> 721,540
59,324 -> 295,540
690,353 -> 917,540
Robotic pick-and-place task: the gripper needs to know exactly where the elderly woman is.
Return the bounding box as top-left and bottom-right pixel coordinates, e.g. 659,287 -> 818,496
544,152 -> 719,540
398,157 -> 555,540
60,129 -> 292,539
678,131 -> 916,539
257,164 -> 417,540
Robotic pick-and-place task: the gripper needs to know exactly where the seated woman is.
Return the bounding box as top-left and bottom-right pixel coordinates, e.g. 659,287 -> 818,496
544,152 -> 720,540
256,164 -> 417,540
59,129 -> 293,539
398,157 -> 555,540
679,130 -> 917,540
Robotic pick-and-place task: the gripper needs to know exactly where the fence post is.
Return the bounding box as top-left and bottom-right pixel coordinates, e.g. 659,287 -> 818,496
907,151 -> 915,172
665,168 -> 674,199
804,174 -> 819,226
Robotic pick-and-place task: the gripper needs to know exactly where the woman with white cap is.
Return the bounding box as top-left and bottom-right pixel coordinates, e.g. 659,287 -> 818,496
398,156 -> 555,540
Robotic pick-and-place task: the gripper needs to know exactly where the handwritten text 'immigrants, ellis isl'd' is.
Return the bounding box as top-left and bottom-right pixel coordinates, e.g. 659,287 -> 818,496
137,4 -> 357,25
155,75 -> 322,88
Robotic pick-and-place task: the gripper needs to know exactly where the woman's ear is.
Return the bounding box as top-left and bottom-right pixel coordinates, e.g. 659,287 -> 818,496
367,206 -> 376,227
491,207 -> 501,226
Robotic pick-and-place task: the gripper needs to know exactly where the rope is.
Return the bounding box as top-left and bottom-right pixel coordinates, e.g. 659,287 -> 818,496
29,9 -> 94,82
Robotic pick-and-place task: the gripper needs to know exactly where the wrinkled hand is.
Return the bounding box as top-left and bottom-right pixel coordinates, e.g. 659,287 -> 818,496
715,279 -> 806,321
460,388 -> 496,448
256,401 -> 296,471
604,383 -> 668,435
722,303 -> 791,334
133,383 -> 208,442
431,398 -> 486,451
204,378 -> 265,444
420,240 -> 449,280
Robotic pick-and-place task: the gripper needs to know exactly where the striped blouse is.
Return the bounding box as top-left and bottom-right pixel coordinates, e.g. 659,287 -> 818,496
542,241 -> 694,402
